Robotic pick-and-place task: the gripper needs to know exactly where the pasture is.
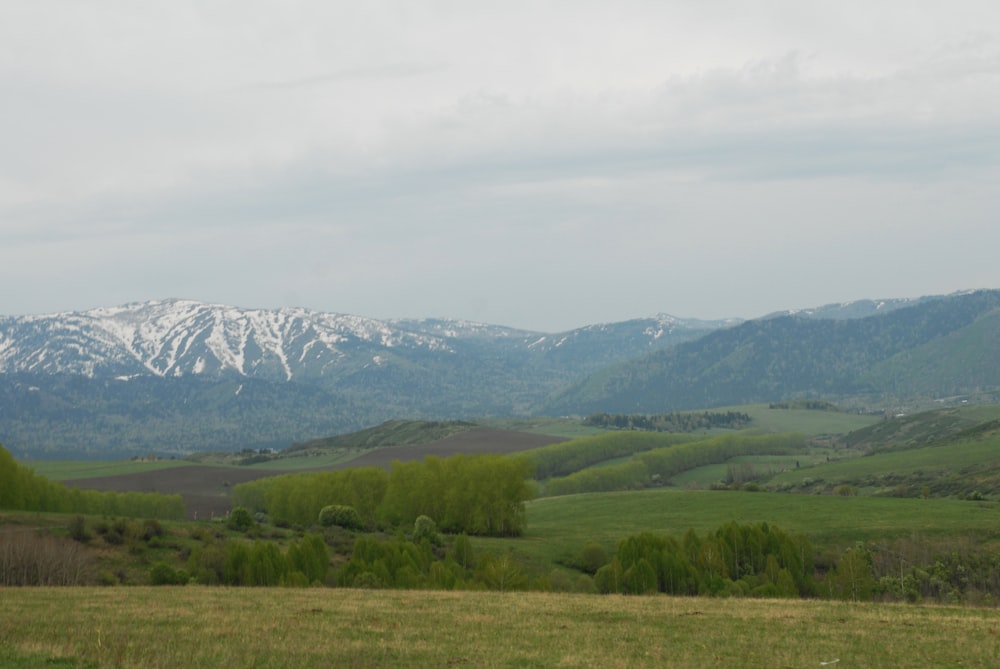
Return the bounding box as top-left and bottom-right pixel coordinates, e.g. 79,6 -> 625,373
476,488 -> 1000,569
2,587 -> 999,668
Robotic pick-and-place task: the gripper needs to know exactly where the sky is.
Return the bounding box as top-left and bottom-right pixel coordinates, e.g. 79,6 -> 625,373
2,1 -> 999,332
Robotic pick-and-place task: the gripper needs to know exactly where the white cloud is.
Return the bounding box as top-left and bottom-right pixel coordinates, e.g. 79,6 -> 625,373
1,1 -> 999,328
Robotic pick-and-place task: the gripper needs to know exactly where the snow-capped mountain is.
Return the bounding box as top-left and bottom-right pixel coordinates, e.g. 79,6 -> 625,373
0,299 -> 728,383
1,292 -> 994,458
0,299 -> 493,381
0,299 -> 734,457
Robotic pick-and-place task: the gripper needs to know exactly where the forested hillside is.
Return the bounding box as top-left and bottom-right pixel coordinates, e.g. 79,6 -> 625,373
3,291 -> 999,458
545,290 -> 1000,415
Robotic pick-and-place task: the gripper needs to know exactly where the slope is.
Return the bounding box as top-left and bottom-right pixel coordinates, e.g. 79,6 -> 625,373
544,289 -> 1000,415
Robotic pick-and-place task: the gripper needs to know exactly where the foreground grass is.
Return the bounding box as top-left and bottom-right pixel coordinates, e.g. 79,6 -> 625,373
1,588 -> 998,668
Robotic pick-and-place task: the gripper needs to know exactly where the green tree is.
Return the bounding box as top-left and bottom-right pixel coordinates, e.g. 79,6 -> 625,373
476,551 -> 527,592
227,506 -> 255,532
580,542 -> 609,574
413,515 -> 440,545
828,545 -> 876,602
318,504 -> 363,530
149,562 -> 185,586
448,533 -> 475,571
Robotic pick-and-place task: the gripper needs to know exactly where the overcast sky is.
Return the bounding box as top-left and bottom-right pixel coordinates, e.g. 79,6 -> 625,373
2,2 -> 999,332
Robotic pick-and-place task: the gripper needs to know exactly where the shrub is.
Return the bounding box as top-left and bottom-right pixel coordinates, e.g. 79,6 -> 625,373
580,542 -> 609,574
149,562 -> 185,586
0,529 -> 93,585
413,515 -> 440,545
142,519 -> 166,541
67,515 -> 91,543
318,505 -> 363,530
227,507 -> 255,532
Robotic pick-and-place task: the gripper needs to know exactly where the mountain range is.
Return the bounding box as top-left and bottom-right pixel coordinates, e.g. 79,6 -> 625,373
1,291 -> 997,458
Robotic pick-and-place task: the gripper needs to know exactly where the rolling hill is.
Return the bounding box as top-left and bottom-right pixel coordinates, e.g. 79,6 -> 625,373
2,290 -> 999,457
544,289 -> 1000,415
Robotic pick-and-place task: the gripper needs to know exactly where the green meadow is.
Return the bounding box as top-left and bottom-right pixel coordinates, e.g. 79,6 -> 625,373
3,587 -> 1000,669
7,405 -> 1000,668
23,458 -> 194,481
476,488 -> 1000,568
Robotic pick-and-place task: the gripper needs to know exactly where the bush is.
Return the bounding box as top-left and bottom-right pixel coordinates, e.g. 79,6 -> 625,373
67,515 -> 91,543
413,515 -> 440,545
142,519 -> 166,541
579,542 -> 609,574
227,507 -> 255,532
0,529 -> 93,585
318,505 -> 363,530
149,562 -> 186,586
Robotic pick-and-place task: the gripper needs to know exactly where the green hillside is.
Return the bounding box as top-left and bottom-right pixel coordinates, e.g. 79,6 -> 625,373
285,419 -> 478,453
862,308 -> 1000,397
545,290 -> 1000,415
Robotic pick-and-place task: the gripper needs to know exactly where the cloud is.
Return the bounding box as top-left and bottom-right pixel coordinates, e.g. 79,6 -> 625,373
1,2 -> 999,328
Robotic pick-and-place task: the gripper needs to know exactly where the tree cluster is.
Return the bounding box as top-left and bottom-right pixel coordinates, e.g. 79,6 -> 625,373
184,533 -> 329,587
584,411 -> 752,432
527,431 -> 696,480
595,522 -> 815,598
0,445 -> 184,519
232,453 -> 535,537
0,528 -> 93,586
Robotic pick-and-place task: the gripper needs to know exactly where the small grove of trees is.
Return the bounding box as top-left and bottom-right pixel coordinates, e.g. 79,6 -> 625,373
594,522 -> 815,598
0,445 -> 185,520
337,534 -> 533,592
0,527 -> 93,585
233,454 -> 535,537
184,533 -> 330,587
584,411 -> 753,432
233,466 -> 389,528
378,454 -> 535,536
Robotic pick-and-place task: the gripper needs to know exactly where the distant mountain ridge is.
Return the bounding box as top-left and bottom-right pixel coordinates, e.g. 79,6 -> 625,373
1,291 -> 997,458
0,298 -> 733,381
544,290 -> 1000,415
0,300 -> 730,457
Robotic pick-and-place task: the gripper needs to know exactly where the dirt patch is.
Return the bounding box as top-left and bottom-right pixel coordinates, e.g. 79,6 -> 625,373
64,466 -> 283,521
64,428 -> 566,520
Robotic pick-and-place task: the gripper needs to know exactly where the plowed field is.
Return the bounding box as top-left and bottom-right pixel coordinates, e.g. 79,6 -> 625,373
65,428 -> 565,519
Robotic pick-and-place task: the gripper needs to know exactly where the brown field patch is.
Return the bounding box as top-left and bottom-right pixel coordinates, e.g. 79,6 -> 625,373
64,427 -> 565,519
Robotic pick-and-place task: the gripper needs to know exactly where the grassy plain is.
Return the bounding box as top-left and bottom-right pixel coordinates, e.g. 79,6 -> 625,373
726,403 -> 880,435
476,489 -> 1000,567
2,587 -> 1000,668
22,459 -> 194,481
769,436 -> 1000,490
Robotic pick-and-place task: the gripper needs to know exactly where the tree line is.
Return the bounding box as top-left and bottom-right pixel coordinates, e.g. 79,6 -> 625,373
525,431 -> 697,480
594,522 -> 815,598
543,432 -> 805,496
584,411 -> 752,432
232,453 -> 535,537
0,445 -> 184,520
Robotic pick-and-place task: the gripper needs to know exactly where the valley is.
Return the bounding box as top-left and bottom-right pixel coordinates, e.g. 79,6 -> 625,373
5,292 -> 1000,667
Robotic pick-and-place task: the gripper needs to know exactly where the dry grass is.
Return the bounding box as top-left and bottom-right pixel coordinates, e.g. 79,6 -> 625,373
2,588 -> 1000,668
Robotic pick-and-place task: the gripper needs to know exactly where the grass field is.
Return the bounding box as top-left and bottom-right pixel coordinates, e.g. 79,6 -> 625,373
474,488 -> 1000,568
22,459 -> 194,481
724,404 -> 880,435
1,587 -> 999,668
768,432 -> 1000,497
